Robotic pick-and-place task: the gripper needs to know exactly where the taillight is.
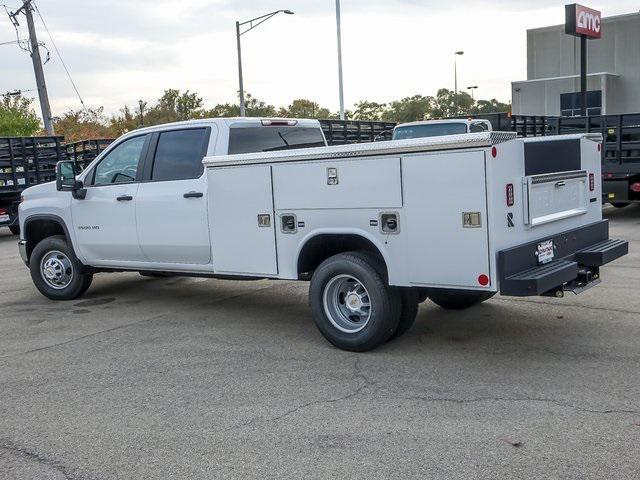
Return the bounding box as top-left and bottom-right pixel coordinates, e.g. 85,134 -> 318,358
478,274 -> 490,286
589,173 -> 595,192
506,183 -> 514,206
0,208 -> 6,215
631,183 -> 640,193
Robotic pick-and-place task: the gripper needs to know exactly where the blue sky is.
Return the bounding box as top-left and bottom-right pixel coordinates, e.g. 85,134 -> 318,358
0,0 -> 637,118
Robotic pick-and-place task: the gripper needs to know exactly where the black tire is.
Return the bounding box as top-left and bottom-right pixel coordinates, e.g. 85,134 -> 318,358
29,235 -> 93,300
610,202 -> 629,209
429,290 -> 495,310
309,251 -> 401,352
9,225 -> 20,235
389,288 -> 420,340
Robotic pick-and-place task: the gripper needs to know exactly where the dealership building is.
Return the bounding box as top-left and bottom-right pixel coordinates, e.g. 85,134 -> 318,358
511,11 -> 640,116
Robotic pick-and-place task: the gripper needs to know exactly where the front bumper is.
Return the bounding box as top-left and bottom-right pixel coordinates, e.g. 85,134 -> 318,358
18,240 -> 27,265
498,220 -> 628,296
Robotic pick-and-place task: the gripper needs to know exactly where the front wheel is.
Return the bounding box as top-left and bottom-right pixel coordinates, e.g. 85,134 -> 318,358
429,290 -> 495,310
309,252 -> 401,352
29,235 -> 93,300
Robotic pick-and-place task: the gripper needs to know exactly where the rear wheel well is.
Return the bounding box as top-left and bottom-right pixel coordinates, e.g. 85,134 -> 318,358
297,234 -> 387,279
25,218 -> 68,261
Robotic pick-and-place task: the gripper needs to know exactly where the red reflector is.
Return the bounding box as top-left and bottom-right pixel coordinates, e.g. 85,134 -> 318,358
589,173 -> 595,192
478,274 -> 490,286
631,183 -> 640,193
491,147 -> 497,158
506,183 -> 514,206
597,143 -> 602,152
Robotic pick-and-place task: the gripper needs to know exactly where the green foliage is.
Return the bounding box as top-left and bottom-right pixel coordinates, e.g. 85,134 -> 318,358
429,89 -> 475,118
471,98 -> 511,114
352,101 -> 387,121
0,94 -> 41,136
144,89 -> 204,124
53,107 -> 113,142
279,99 -> 331,119
382,95 -> 433,123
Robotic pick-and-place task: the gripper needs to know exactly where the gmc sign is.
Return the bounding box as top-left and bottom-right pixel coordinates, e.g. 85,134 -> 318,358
566,4 -> 602,39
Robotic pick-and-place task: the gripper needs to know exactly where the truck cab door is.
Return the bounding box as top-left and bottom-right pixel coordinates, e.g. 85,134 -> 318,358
135,127 -> 212,265
72,134 -> 149,264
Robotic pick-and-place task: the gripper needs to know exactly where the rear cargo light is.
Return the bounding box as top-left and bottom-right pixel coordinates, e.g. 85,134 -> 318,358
506,183 -> 514,206
491,147 -> 497,158
589,173 -> 595,191
261,119 -> 298,126
631,183 -> 640,193
478,274 -> 490,286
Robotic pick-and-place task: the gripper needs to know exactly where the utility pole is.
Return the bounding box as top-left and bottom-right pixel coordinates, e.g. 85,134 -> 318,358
335,0 -> 345,120
10,0 -> 54,134
236,21 -> 245,117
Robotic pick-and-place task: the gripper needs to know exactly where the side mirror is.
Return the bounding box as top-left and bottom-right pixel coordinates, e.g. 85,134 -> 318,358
56,161 -> 86,199
56,161 -> 77,191
374,130 -> 392,142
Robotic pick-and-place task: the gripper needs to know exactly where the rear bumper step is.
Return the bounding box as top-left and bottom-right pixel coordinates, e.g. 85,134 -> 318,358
499,220 -> 628,297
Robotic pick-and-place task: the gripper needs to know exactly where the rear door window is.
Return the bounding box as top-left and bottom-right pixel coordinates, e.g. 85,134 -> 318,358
228,127 -> 326,154
151,129 -> 208,181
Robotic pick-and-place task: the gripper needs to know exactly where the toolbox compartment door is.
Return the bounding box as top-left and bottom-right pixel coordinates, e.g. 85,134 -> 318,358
524,170 -> 588,227
403,150 -> 491,289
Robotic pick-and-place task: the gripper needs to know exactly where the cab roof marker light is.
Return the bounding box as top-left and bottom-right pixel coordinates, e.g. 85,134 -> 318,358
261,120 -> 298,126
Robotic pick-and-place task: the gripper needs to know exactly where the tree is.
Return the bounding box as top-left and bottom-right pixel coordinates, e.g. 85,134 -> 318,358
53,107 -> 112,142
144,89 -> 204,124
0,94 -> 41,136
279,99 -> 331,119
205,93 -> 277,118
382,95 -> 433,123
109,105 -> 140,136
429,89 -> 474,118
471,98 -> 511,114
352,101 -> 387,121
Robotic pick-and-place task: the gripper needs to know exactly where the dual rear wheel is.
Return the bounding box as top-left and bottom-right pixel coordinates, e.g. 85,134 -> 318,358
309,251 -> 494,351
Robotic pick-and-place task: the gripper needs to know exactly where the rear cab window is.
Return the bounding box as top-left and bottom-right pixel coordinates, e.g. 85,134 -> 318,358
393,123 -> 468,140
228,126 -> 326,155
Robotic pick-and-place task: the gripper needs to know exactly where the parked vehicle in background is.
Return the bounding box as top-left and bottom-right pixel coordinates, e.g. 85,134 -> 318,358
0,137 -> 112,235
391,119 -> 492,141
18,117 -> 627,352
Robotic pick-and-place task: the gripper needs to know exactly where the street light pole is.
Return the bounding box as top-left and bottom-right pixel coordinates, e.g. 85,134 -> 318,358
454,50 -> 464,114
335,0 -> 345,120
235,9 -> 294,117
467,85 -> 478,101
236,21 -> 245,117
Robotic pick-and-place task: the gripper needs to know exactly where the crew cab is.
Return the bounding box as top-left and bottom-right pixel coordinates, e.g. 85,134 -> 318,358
392,119 -> 493,140
18,118 -> 628,352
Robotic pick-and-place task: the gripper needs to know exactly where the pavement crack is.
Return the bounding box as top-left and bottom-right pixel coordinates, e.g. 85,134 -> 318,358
0,438 -> 96,480
392,394 -> 640,415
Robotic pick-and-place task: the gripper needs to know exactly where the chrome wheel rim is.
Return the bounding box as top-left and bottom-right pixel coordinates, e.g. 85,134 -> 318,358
40,250 -> 74,290
322,274 -> 372,333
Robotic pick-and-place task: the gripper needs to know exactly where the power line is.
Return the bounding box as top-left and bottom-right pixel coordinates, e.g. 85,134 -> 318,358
32,0 -> 85,108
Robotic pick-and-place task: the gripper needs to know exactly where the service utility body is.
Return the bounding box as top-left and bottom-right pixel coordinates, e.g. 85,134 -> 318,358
18,117 -> 628,351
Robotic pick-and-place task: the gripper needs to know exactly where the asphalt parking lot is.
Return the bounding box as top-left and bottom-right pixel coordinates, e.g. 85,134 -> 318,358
0,206 -> 639,480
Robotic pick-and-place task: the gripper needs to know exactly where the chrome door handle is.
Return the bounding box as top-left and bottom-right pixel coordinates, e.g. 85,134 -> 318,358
554,181 -> 566,188
117,195 -> 133,201
183,191 -> 203,198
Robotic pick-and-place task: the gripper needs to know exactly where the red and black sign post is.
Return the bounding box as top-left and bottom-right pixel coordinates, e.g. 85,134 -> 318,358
565,4 -> 602,115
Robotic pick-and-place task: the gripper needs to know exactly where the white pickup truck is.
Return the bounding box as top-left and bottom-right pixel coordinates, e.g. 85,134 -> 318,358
18,117 -> 628,351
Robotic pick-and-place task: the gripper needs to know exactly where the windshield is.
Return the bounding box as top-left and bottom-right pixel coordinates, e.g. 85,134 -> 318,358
228,127 -> 326,154
393,123 -> 468,140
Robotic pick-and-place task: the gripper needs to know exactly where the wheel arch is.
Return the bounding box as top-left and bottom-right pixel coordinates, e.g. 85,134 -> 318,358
23,214 -> 77,263
296,229 -> 391,280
